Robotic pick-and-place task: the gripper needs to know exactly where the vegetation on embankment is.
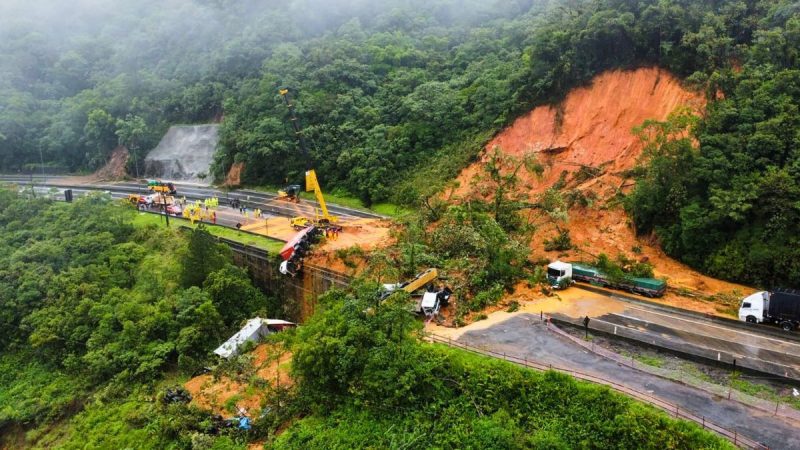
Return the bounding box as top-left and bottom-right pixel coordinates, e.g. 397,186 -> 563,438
0,190 -> 731,449
269,285 -> 732,449
131,210 -> 286,253
0,190 -> 275,448
3,0 -> 799,287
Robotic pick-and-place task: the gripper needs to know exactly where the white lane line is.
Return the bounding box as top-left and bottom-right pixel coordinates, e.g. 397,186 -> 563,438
621,304 -> 800,348
591,317 -> 800,371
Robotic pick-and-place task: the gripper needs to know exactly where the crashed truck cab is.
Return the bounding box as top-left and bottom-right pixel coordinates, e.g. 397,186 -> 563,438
547,261 -> 573,288
738,291 -> 768,323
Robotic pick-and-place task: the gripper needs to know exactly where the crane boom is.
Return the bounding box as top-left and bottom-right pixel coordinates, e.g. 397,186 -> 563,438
279,88 -> 337,224
305,170 -> 332,222
279,88 -> 310,166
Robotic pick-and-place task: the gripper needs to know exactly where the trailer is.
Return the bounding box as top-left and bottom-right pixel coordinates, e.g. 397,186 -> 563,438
380,269 -> 451,318
547,261 -> 667,298
739,289 -> 800,332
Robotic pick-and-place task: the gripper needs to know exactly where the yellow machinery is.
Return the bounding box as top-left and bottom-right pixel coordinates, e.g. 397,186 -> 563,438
279,88 -> 337,227
379,268 -> 451,317
305,169 -> 337,225
399,268 -> 439,294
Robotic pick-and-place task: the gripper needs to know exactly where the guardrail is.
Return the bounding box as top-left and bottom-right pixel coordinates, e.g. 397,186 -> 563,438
573,285 -> 800,343
0,176 -> 381,220
426,333 -> 768,449
549,311 -> 800,381
549,315 -> 800,423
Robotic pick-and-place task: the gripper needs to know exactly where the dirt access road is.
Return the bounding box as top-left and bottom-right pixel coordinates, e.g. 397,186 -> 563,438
430,314 -> 800,450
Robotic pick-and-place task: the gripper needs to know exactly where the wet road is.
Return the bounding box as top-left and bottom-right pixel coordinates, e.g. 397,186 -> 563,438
456,314 -> 800,450
541,288 -> 800,380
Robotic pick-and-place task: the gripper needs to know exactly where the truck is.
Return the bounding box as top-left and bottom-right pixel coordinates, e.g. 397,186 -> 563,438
738,289 -> 800,332
381,268 -> 451,317
147,180 -> 177,195
546,260 -> 667,298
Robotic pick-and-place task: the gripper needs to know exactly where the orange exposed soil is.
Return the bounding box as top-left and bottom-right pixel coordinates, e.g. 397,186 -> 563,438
92,146 -> 129,181
456,67 -> 752,311
242,217 -> 392,252
184,344 -> 293,417
457,67 -> 705,198
225,162 -> 244,187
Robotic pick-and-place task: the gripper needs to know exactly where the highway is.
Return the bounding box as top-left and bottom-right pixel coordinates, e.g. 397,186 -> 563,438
549,288 -> 800,380
0,175 -> 385,221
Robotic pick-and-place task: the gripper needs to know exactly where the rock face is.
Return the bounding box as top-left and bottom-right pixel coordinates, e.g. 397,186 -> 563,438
144,125 -> 218,182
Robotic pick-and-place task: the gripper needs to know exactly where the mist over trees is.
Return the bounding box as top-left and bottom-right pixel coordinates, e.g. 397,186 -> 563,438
2,0 -> 800,286
0,0 -> 536,172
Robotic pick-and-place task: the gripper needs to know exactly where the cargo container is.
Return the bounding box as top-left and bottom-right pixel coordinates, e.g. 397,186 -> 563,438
546,261 -> 666,297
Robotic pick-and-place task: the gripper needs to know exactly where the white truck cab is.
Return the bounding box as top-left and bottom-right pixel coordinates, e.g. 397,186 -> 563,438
547,261 -> 573,288
420,292 -> 440,317
738,291 -> 768,323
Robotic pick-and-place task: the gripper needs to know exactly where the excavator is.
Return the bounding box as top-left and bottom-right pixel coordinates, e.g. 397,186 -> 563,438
380,268 -> 452,317
278,88 -> 338,228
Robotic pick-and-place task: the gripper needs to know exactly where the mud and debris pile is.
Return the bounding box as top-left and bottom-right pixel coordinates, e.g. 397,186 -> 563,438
457,67 -> 749,300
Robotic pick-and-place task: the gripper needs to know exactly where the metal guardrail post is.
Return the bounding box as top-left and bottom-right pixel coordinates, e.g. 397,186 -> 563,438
429,332 -> 766,449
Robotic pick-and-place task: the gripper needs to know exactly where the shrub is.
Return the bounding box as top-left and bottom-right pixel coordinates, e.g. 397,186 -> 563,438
544,230 -> 573,251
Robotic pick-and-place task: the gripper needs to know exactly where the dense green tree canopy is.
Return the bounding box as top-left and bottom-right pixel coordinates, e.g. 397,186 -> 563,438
1,0 -> 799,283
0,191 -> 271,432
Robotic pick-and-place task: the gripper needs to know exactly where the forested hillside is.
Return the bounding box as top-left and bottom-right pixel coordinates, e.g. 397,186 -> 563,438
0,188 -> 731,448
3,0 -> 799,286
0,191 -> 271,447
0,0 -> 537,174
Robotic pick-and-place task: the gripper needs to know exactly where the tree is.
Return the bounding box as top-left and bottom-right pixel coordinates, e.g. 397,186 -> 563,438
180,225 -> 228,288
203,265 -> 267,324
115,114 -> 146,179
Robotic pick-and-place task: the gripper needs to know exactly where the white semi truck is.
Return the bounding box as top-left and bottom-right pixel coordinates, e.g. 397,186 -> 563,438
738,289 -> 800,332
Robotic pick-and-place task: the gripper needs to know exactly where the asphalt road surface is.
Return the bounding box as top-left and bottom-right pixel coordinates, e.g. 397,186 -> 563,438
0,175 -> 383,220
548,290 -> 800,380
593,305 -> 800,379
457,314 -> 800,450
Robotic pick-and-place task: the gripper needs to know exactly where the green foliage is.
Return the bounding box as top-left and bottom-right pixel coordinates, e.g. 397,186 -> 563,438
593,253 -> 656,284
0,192 -> 267,444
628,62 -> 800,286
544,229 -> 573,252
281,287 -> 732,449
0,354 -> 87,428
203,265 -> 267,324
181,225 -> 229,288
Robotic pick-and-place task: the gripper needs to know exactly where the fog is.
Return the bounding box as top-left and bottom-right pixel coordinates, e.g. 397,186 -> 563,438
0,0 -> 537,87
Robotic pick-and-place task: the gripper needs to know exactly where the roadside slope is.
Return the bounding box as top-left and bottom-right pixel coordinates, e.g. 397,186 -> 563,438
457,67 -> 751,308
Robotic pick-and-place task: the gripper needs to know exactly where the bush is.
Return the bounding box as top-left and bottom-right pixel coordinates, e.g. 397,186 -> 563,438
544,230 -> 573,251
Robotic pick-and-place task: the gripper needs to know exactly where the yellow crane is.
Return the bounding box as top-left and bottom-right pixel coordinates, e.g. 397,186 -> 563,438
279,88 -> 338,227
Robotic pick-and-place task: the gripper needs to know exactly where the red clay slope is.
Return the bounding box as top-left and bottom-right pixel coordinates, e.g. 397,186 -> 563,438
456,67 -> 752,310
458,67 -> 705,196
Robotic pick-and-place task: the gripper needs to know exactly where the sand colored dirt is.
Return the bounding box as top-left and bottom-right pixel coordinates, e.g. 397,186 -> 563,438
242,217 -> 392,252
532,207 -> 753,311
456,67 -> 705,198
93,146 -> 129,181
454,67 -> 751,309
224,162 -> 244,187
184,344 -> 293,417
